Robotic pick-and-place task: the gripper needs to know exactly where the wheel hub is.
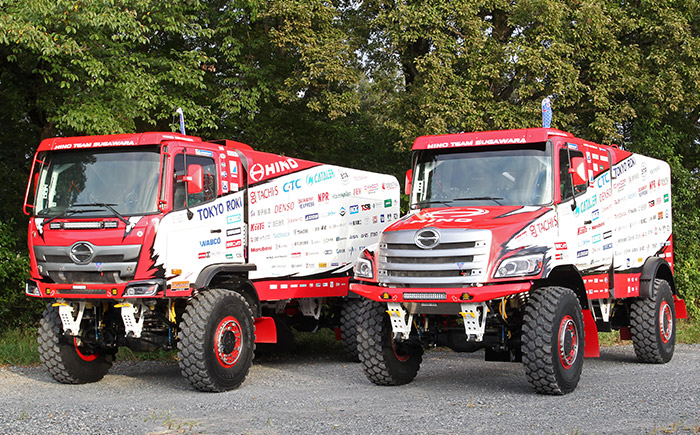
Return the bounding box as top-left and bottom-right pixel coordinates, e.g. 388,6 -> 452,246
659,301 -> 673,344
558,315 -> 579,369
215,316 -> 243,368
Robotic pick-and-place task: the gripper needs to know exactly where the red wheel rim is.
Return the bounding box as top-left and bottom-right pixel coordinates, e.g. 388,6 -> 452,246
215,316 -> 243,368
391,339 -> 410,362
74,338 -> 99,362
558,315 -> 579,369
659,301 -> 673,344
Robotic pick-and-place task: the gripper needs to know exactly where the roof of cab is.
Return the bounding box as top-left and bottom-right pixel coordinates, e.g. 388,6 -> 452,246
37,132 -> 202,152
412,128 -> 574,151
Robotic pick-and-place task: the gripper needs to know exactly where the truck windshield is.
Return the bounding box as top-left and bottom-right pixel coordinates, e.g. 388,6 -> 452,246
411,143 -> 552,208
34,147 -> 161,217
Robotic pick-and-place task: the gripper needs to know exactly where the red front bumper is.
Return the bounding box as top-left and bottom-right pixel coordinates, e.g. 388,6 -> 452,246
350,281 -> 532,304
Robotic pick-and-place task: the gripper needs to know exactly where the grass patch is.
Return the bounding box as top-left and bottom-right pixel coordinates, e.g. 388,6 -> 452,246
597,318 -> 700,346
0,327 -> 40,366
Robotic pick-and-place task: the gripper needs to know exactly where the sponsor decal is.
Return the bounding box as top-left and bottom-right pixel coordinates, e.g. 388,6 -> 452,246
603,243 -> 613,250
227,227 -> 242,237
274,202 -> 295,213
384,199 -> 393,208
361,204 -> 371,211
171,281 -> 190,290
555,242 -> 567,250
227,214 -> 242,224
196,203 -> 225,220
350,205 -> 359,214
382,181 -> 399,190
425,137 -> 526,149
306,168 -> 335,185
339,207 -> 346,216
528,215 -> 558,238
577,249 -> 589,258
226,240 -> 242,249
250,186 -> 279,204
195,149 -> 214,157
251,246 -> 272,252
612,156 -> 636,178
283,179 -> 302,192
305,213 -> 319,221
317,192 -> 329,202
364,183 -> 379,194
250,222 -> 265,231
200,237 -> 221,247
249,158 -> 299,182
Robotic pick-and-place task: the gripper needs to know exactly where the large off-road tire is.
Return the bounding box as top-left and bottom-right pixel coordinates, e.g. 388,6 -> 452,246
630,279 -> 675,364
38,304 -> 114,384
522,286 -> 584,395
340,298 -> 363,362
357,299 -> 423,386
178,289 -> 255,392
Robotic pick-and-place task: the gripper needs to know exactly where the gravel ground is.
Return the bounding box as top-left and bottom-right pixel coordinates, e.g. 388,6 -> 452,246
0,344 -> 698,434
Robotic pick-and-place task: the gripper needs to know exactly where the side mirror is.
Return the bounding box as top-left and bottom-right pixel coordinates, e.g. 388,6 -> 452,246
405,169 -> 413,196
185,164 -> 203,194
569,156 -> 587,186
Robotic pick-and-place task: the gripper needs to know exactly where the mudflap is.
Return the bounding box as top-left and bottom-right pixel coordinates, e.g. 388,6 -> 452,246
254,317 -> 277,343
582,309 -> 600,358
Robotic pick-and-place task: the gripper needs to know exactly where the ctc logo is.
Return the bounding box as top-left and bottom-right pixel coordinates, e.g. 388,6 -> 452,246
283,179 -> 302,192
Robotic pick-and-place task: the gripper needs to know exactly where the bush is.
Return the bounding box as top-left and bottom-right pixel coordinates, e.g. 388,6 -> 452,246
0,220 -> 43,331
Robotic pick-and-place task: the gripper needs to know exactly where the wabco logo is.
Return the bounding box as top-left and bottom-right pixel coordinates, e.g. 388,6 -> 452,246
249,158 -> 299,182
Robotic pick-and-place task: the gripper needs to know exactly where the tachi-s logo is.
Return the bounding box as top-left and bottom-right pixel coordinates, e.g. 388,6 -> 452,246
414,227 -> 440,249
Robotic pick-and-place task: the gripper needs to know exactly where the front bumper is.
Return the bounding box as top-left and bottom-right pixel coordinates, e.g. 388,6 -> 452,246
349,281 -> 532,304
25,278 -> 172,299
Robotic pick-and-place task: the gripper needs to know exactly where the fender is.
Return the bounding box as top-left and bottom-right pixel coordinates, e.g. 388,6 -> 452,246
639,257 -> 674,299
194,263 -> 257,288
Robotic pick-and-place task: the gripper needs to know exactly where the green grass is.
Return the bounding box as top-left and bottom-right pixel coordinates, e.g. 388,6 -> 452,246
598,318 -> 700,346
0,327 -> 40,366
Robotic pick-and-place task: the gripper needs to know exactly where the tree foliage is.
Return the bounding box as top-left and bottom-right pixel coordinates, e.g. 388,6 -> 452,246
1,0 -> 699,326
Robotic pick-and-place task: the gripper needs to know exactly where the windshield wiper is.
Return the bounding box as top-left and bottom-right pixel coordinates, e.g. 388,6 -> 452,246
40,208 -> 94,227
416,200 -> 453,206
72,203 -> 130,226
452,196 -> 504,205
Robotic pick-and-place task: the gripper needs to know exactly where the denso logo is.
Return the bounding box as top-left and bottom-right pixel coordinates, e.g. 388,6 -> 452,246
249,158 -> 299,182
274,202 -> 295,213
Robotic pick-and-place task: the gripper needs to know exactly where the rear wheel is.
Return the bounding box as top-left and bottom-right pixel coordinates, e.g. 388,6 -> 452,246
630,279 -> 675,363
357,299 -> 423,386
178,289 -> 255,392
38,304 -> 114,384
522,287 -> 584,395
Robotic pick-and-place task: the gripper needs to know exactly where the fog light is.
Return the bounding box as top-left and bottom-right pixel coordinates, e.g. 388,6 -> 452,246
381,292 -> 391,300
461,293 -> 474,301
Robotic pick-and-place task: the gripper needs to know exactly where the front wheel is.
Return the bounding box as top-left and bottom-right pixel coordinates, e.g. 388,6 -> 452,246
340,298 -> 363,362
178,289 -> 255,392
522,287 -> 584,395
630,279 -> 676,363
38,304 -> 114,384
357,299 -> 423,386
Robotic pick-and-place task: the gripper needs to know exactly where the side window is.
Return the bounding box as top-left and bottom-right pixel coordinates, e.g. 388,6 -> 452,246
173,153 -> 218,210
559,148 -> 586,202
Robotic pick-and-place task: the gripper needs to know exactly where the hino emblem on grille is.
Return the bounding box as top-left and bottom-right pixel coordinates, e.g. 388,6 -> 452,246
69,242 -> 94,265
414,227 -> 440,249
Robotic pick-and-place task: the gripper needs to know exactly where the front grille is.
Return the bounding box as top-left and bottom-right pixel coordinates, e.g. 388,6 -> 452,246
377,228 -> 491,287
34,244 -> 141,284
56,287 -> 108,295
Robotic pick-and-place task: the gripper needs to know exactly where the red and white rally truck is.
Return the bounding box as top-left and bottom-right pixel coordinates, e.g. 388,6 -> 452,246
23,131 -> 400,391
351,127 -> 687,394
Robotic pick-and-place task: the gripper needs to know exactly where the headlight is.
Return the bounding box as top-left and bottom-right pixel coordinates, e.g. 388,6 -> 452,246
494,254 -> 544,278
124,282 -> 161,297
354,257 -> 374,279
